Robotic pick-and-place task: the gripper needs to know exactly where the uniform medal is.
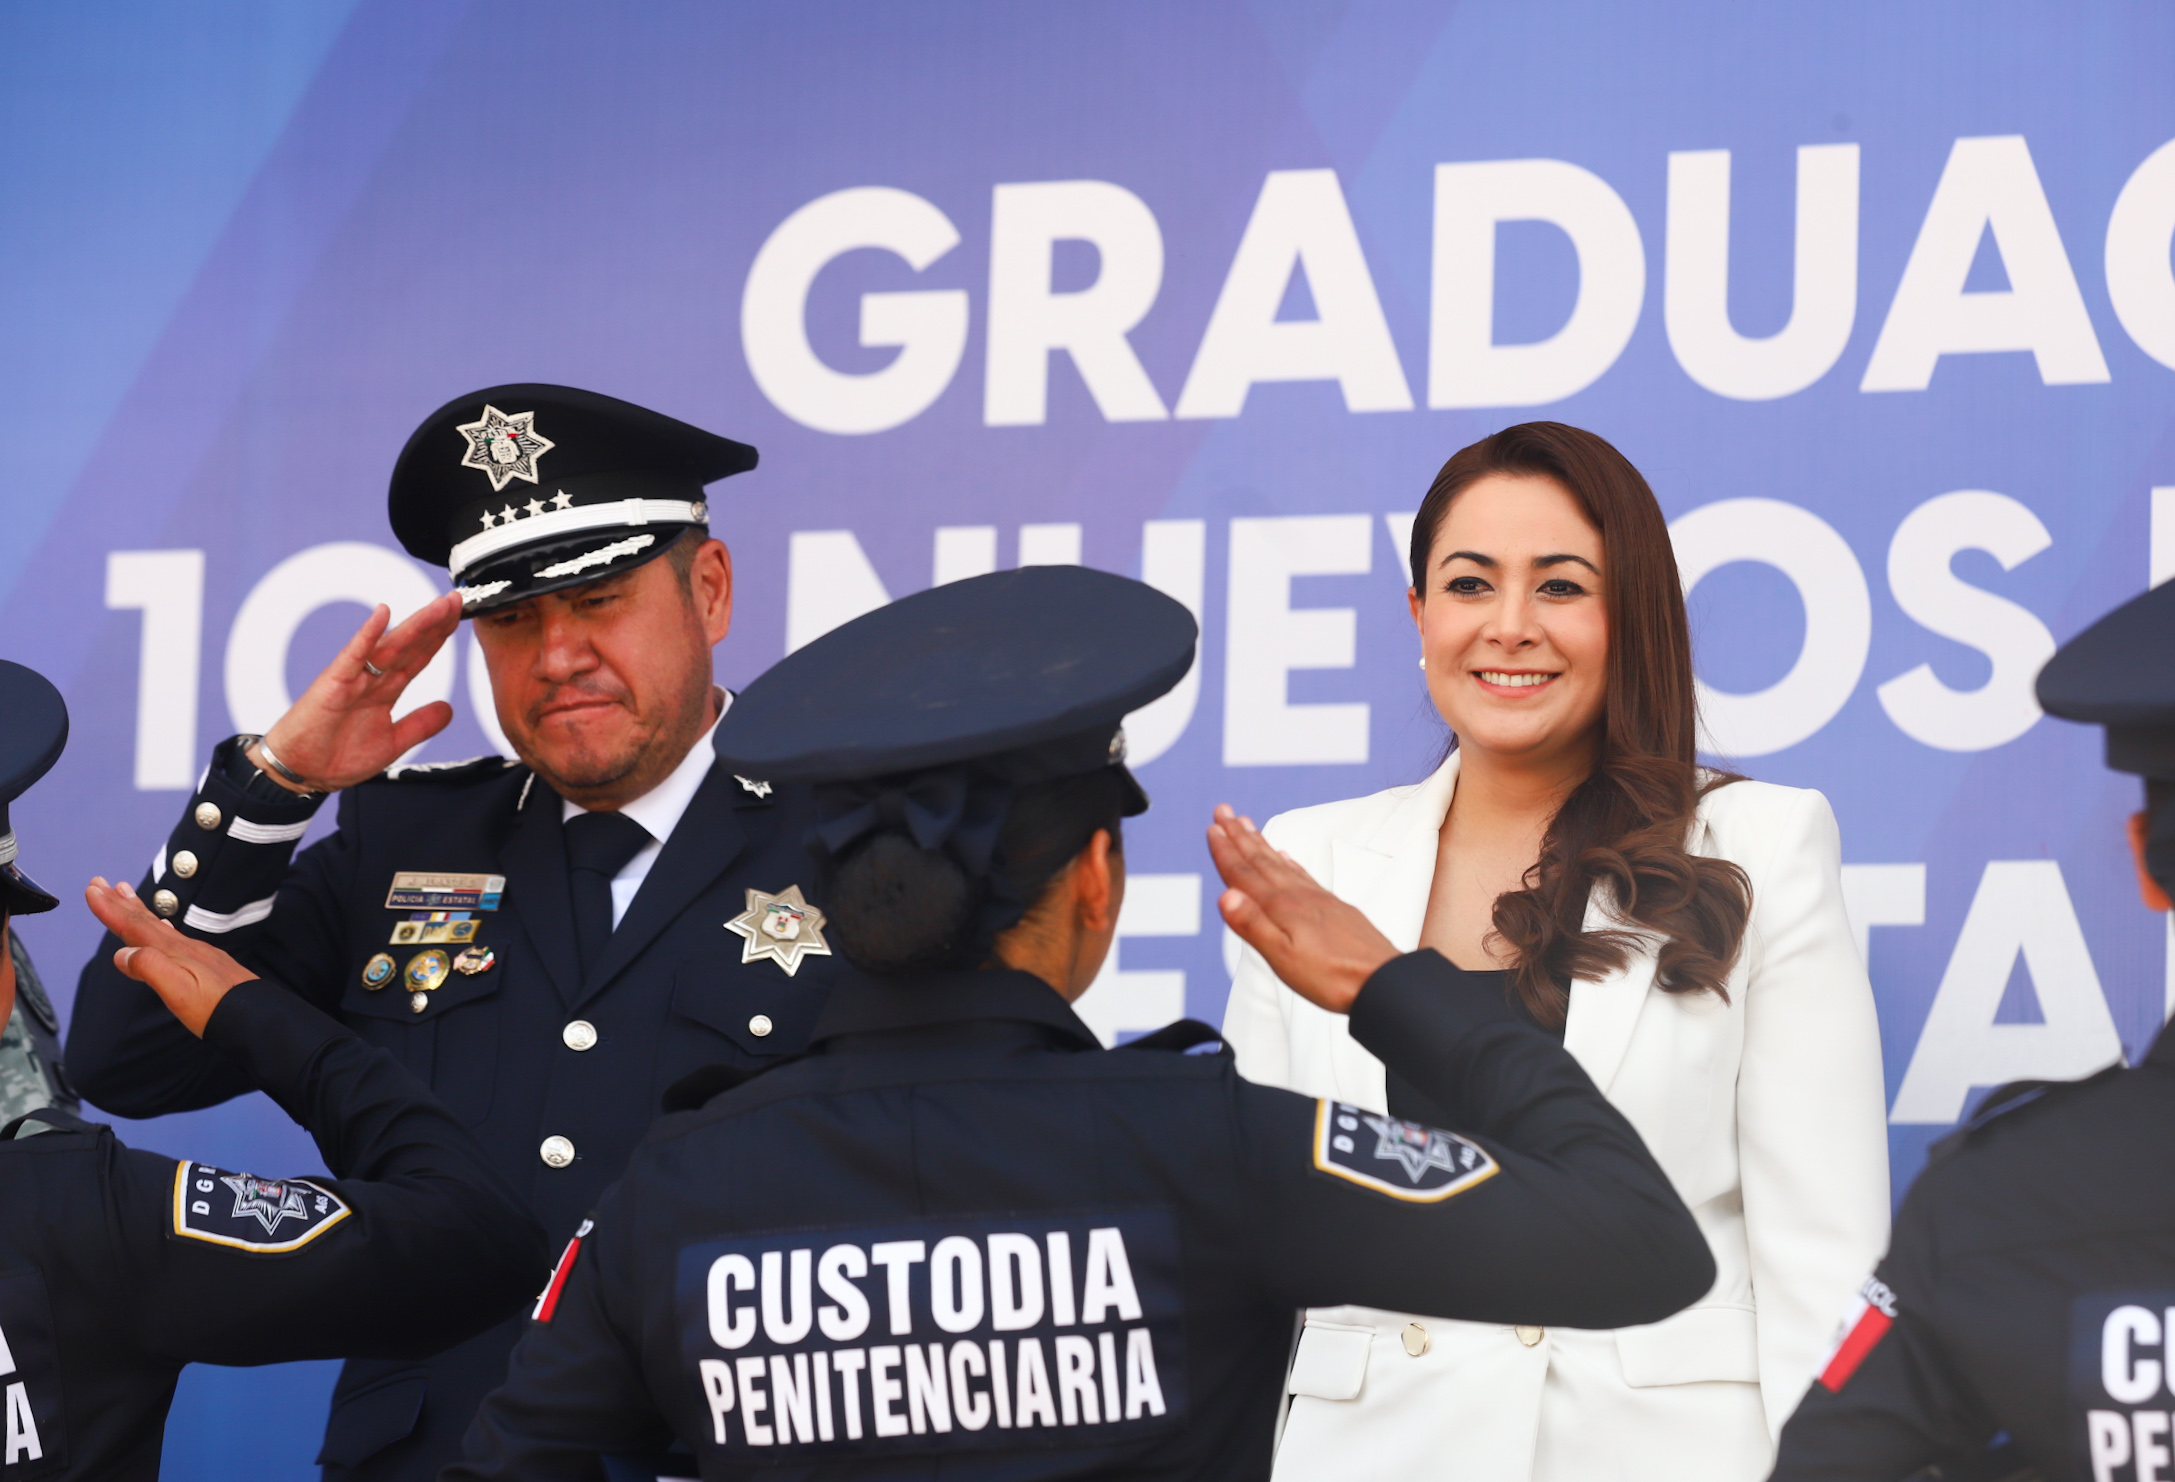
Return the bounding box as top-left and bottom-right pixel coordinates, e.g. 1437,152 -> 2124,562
404,949 -> 451,1013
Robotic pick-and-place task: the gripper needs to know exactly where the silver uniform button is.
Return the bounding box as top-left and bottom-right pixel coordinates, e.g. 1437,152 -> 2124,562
152,889 -> 180,917
1401,1322 -> 1430,1357
194,802 -> 222,831
1515,1325 -> 1545,1347
562,1020 -> 598,1052
539,1136 -> 575,1168
748,1014 -> 774,1038
171,850 -> 199,879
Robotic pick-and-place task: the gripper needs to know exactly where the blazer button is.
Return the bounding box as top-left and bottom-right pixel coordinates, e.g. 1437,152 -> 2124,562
562,1020 -> 598,1052
171,850 -> 199,879
539,1136 -> 576,1168
1400,1322 -> 1430,1357
194,802 -> 222,831
748,1014 -> 774,1038
152,889 -> 180,917
1515,1325 -> 1545,1347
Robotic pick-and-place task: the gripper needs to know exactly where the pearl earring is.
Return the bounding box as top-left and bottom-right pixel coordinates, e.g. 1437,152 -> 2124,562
1418,656 -> 1427,670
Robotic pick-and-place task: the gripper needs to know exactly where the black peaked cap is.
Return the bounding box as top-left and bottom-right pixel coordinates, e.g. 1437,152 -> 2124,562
0,661 -> 69,915
2038,580 -> 2175,777
716,566 -> 1197,786
389,384 -> 757,614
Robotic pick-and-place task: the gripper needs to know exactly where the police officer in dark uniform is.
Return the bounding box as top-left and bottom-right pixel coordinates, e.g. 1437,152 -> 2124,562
63,386 -> 846,1479
1770,577 -> 2175,1482
447,565 -> 1715,1479
0,658 -> 549,1480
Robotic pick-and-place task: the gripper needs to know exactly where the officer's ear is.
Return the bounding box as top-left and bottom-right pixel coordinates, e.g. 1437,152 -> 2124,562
1074,829 -> 1123,938
2127,811 -> 2174,913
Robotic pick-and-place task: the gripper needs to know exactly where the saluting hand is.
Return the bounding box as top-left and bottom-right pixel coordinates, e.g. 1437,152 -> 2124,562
251,592 -> 464,793
1207,804 -> 1397,1015
85,878 -> 259,1037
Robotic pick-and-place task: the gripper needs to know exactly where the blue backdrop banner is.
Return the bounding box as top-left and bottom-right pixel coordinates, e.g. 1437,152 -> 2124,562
4,3 -> 2174,1476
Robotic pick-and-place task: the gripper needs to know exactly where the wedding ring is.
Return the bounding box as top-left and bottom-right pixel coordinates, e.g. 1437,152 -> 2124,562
362,661 -> 385,677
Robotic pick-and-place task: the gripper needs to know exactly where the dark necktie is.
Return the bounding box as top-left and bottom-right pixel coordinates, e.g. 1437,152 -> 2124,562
564,809 -> 653,980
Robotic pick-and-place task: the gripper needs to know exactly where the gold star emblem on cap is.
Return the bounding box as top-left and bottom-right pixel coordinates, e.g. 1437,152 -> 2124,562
724,884 -> 832,976
455,404 -> 554,492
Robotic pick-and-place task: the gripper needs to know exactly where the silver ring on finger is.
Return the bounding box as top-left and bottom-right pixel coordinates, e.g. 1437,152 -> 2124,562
362,661 -> 385,677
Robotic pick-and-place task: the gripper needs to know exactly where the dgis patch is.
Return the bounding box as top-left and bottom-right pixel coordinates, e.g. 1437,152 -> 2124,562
1312,1101 -> 1498,1203
170,1161 -> 351,1254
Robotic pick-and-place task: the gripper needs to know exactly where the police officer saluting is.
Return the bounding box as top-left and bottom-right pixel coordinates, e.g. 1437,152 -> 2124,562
65,386 -> 843,1478
449,565 -> 1714,1479
1771,578 -> 2175,1482
0,660 -> 548,1479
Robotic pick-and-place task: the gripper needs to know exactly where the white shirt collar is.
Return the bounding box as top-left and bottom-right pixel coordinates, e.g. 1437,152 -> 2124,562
561,690 -> 730,844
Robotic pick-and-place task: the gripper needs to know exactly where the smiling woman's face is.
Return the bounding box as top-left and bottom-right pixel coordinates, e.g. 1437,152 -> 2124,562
1410,472 -> 1610,766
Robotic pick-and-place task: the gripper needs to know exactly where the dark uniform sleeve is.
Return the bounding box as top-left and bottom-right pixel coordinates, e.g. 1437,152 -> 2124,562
66,736 -> 357,1115
1769,1190 -> 2000,1481
1241,950 -> 1716,1329
104,977 -> 550,1364
445,1195 -> 678,1480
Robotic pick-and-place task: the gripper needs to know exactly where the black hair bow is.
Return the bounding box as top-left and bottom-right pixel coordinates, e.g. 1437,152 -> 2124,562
810,766 -> 1011,878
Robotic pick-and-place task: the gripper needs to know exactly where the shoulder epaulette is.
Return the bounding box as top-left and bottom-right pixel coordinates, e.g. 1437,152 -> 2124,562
1927,1060 -> 2126,1164
376,755 -> 520,785
1115,1019 -> 1229,1055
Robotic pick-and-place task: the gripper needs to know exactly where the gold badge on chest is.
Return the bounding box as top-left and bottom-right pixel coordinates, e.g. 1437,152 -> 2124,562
725,885 -> 833,977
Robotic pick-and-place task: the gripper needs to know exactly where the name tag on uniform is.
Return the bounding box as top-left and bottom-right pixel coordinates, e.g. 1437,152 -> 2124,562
672,1209 -> 1185,1459
383,873 -> 505,911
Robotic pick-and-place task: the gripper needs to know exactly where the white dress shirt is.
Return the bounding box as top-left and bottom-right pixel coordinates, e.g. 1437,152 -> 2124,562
561,695 -> 728,928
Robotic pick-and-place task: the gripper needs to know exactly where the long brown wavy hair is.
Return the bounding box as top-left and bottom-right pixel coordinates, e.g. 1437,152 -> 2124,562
1410,422 -> 1750,1025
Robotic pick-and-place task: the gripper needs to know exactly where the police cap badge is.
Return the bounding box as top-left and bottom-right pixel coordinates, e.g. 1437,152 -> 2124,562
389,383 -> 758,615
0,661 -> 69,916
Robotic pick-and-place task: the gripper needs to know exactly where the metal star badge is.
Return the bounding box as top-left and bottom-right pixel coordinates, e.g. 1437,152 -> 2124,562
725,884 -> 832,976
456,404 -> 555,492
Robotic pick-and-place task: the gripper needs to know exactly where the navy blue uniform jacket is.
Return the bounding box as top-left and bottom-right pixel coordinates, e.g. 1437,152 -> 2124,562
450,950 -> 1715,1480
64,734 -> 844,1478
0,979 -> 545,1481
1772,1020 -> 2175,1482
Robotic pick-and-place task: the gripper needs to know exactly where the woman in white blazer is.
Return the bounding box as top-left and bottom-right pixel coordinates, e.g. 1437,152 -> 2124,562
1222,422 -> 1889,1482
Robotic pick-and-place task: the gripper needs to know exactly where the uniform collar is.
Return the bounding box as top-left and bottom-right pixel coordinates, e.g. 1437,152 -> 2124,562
809,967 -> 1102,1053
560,689 -> 729,838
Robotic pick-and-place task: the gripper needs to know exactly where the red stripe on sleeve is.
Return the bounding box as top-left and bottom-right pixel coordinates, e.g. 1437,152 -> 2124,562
532,1234 -> 584,1323
1818,1303 -> 1893,1392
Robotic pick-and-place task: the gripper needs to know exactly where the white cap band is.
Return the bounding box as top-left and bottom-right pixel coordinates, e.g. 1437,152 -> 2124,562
447,496 -> 706,579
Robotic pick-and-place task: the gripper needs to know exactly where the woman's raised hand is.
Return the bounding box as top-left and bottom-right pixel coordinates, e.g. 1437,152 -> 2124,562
85,878 -> 259,1037
1207,804 -> 1398,1014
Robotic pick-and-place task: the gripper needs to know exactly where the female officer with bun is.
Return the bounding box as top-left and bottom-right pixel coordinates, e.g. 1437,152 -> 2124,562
450,564 -> 1715,1480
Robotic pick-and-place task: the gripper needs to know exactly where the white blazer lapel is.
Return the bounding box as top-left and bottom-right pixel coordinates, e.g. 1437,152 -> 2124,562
1328,752 -> 1459,952
1561,884 -> 1657,1094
